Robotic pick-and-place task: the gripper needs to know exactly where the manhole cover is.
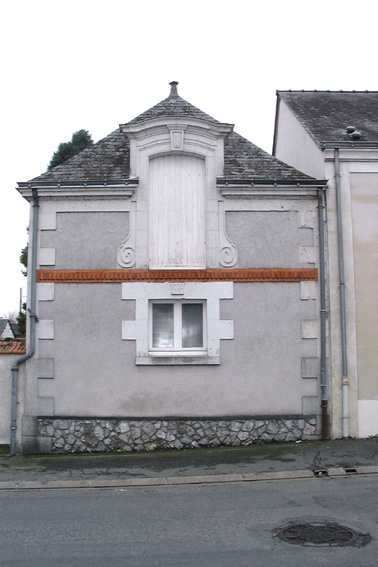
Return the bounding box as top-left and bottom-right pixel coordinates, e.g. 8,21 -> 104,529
272,522 -> 371,547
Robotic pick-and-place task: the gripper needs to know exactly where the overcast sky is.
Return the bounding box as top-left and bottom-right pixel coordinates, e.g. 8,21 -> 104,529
1,0 -> 376,316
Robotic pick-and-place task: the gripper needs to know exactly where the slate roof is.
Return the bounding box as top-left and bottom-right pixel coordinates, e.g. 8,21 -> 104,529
223,132 -> 312,181
0,319 -> 8,337
10,322 -> 22,339
0,319 -> 20,340
127,83 -> 220,126
277,91 -> 378,146
25,83 -> 317,185
28,129 -> 131,183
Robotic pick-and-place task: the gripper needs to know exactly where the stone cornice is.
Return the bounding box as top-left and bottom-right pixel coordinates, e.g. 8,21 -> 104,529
217,184 -> 321,198
17,180 -> 138,201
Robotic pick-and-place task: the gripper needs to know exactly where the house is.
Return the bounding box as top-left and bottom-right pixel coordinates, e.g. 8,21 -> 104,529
273,90 -> 378,438
0,319 -> 16,340
14,82 -> 327,454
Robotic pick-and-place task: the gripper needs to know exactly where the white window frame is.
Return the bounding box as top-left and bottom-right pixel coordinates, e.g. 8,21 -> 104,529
122,282 -> 234,365
149,300 -> 207,357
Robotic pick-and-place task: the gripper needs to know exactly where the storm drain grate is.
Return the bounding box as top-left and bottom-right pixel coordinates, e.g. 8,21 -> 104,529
272,522 -> 371,547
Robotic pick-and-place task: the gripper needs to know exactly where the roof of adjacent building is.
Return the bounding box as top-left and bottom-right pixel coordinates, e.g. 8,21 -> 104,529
0,319 -> 13,338
24,83 -> 318,185
276,91 -> 378,147
0,340 -> 26,355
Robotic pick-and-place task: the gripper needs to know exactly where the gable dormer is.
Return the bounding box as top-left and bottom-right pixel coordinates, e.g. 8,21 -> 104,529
119,82 -> 235,269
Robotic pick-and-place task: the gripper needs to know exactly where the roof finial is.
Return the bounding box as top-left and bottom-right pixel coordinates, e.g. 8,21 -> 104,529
169,81 -> 179,98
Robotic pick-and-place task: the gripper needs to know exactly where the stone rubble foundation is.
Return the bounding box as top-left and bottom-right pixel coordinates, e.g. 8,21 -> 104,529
38,416 -> 318,453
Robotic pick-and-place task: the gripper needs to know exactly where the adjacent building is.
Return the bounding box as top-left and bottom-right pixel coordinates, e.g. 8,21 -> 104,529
273,90 -> 378,438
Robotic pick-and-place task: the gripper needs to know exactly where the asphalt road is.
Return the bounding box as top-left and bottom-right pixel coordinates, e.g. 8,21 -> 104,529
1,475 -> 377,567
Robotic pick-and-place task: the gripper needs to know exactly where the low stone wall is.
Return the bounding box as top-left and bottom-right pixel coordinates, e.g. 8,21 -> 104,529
38,416 -> 318,453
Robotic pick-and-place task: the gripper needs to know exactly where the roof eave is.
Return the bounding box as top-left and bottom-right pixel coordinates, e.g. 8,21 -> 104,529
217,178 -> 326,186
17,179 -> 139,201
320,141 -> 378,149
217,178 -> 327,199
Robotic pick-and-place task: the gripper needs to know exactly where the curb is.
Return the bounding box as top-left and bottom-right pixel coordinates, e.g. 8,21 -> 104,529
0,466 -> 376,491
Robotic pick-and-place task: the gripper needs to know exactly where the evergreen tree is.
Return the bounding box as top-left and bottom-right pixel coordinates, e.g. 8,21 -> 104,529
20,244 -> 28,277
48,129 -> 93,170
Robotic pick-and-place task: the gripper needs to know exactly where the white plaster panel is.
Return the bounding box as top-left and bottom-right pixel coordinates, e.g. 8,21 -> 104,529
299,246 -> 316,264
38,320 -> 54,340
37,283 -> 55,302
301,320 -> 318,339
300,281 -> 317,300
39,248 -> 55,266
358,400 -> 378,438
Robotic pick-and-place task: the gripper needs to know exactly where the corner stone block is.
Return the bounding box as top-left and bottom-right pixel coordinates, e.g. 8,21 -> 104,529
37,396 -> 54,415
299,210 -> 316,228
32,358 -> 54,379
37,283 -> 55,302
300,281 -> 317,300
38,320 -> 54,340
301,320 -> 318,339
301,357 -> 320,378
38,248 -> 56,266
39,211 -> 57,230
299,247 -> 316,264
22,415 -> 38,436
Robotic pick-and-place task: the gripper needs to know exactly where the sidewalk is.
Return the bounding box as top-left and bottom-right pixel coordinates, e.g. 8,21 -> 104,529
0,438 -> 377,490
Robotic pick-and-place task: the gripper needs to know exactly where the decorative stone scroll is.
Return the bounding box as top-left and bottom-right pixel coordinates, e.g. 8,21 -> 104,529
218,201 -> 238,267
117,201 -> 136,268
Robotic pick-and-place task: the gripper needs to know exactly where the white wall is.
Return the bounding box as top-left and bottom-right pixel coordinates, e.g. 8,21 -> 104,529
0,355 -> 14,444
274,100 -> 325,179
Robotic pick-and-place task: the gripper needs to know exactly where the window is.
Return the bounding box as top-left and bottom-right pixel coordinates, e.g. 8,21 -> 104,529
122,281 -> 234,365
149,301 -> 206,356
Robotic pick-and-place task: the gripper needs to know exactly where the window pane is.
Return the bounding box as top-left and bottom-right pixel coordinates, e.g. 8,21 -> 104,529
182,304 -> 203,348
152,304 -> 174,348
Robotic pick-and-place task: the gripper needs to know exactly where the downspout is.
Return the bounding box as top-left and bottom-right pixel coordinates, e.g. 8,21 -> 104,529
317,187 -> 328,439
10,188 -> 39,456
334,149 -> 349,437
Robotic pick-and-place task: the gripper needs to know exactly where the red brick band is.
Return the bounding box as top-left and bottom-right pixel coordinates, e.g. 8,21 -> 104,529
37,268 -> 318,283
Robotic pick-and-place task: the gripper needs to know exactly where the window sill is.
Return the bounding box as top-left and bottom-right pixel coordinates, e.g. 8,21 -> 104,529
136,355 -> 220,366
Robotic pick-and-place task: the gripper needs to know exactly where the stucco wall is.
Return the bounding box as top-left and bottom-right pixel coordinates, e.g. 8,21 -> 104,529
227,211 -> 313,268
34,280 -> 318,418
40,211 -> 129,269
350,172 -> 378,437
350,173 -> 378,400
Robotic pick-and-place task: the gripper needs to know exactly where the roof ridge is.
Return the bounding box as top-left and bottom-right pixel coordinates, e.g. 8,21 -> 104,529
125,82 -> 221,126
